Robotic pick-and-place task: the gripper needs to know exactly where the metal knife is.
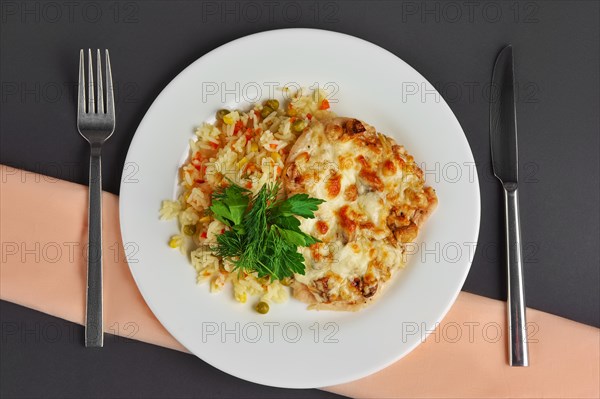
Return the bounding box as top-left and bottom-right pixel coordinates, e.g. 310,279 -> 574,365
490,45 -> 529,367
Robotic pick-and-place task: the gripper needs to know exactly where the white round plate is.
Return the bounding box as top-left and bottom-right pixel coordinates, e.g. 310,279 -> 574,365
120,29 -> 480,389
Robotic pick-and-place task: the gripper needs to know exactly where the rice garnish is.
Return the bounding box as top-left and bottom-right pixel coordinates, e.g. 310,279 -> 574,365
160,89 -> 334,307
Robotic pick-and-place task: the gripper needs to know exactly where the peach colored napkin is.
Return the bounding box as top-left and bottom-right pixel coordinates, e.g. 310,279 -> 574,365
1,164 -> 598,398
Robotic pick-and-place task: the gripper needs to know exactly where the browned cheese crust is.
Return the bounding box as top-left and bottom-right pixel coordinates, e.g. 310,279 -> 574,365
284,117 -> 437,310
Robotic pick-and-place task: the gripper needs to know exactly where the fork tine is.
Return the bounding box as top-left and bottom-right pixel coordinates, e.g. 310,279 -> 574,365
105,50 -> 115,117
78,49 -> 86,114
96,49 -> 104,114
87,49 -> 95,113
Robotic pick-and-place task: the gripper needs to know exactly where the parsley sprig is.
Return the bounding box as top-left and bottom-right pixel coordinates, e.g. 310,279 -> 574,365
209,182 -> 325,281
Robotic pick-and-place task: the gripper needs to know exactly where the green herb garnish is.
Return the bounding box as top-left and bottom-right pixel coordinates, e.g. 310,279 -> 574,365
209,181 -> 325,281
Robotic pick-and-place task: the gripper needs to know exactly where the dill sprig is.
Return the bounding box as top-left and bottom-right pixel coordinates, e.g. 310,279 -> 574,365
209,182 -> 324,281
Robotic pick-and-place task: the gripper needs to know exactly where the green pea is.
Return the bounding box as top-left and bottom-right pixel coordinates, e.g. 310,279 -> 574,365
255,301 -> 269,314
216,109 -> 229,120
265,99 -> 279,110
280,277 -> 292,287
183,224 -> 196,236
291,119 -> 307,133
261,106 -> 274,119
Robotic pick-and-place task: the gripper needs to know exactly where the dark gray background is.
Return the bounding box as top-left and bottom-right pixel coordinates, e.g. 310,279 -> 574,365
1,1 -> 599,398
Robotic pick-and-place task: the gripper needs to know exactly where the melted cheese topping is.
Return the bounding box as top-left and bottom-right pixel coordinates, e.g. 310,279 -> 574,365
285,117 -> 437,307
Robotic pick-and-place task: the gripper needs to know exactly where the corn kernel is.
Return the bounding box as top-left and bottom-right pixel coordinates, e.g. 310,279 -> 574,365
250,143 -> 258,152
222,113 -> 234,125
199,215 -> 211,224
270,152 -> 281,162
237,157 -> 248,168
168,235 -> 182,248
235,291 -> 247,303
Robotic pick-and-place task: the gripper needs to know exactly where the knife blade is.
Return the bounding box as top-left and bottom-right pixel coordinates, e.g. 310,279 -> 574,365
490,45 -> 530,367
490,45 -> 518,186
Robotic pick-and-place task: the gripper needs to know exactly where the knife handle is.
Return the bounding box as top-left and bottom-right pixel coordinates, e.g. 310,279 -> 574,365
504,186 -> 529,366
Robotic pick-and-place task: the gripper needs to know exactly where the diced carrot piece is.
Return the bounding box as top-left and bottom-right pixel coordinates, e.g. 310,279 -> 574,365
319,99 -> 330,110
234,120 -> 244,134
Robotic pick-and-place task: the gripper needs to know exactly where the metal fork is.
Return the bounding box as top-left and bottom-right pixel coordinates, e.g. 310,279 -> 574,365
77,49 -> 115,348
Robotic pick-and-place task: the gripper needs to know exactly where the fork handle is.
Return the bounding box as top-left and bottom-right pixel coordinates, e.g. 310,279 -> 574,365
85,144 -> 103,347
504,187 -> 529,366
